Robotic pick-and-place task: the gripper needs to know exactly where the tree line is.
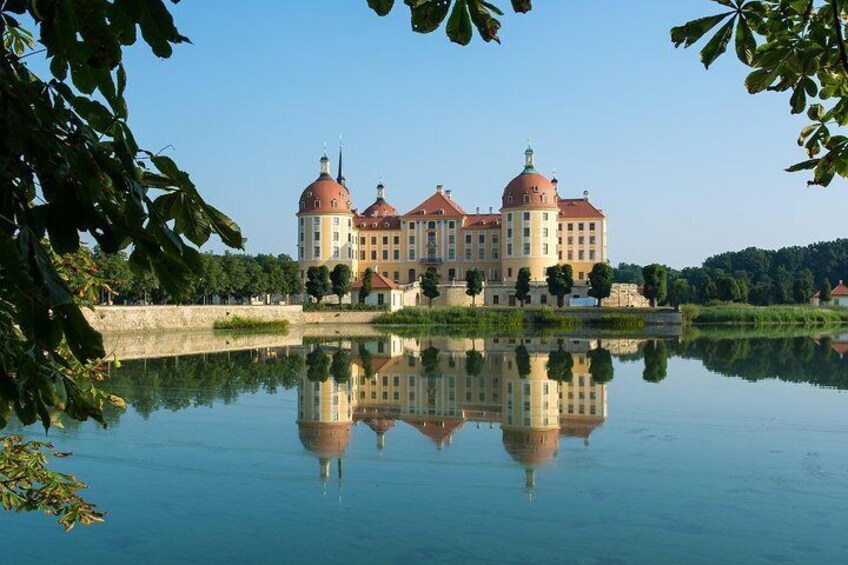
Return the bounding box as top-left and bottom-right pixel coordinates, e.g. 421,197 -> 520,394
613,239 -> 848,306
93,249 -> 302,305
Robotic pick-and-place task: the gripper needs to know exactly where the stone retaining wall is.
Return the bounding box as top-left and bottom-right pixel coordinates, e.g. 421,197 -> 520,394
84,305 -> 305,333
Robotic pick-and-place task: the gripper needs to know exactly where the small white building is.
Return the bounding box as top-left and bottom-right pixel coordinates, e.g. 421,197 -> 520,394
812,280 -> 848,307
352,272 -> 405,312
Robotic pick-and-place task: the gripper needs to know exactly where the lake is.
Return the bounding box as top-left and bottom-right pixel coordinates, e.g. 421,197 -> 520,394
3,330 -> 848,564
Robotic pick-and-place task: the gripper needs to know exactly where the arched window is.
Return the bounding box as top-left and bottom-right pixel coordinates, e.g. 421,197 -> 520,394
314,200 -> 320,209
507,195 -> 513,204
299,201 -> 305,211
523,195 -> 530,204
331,199 -> 338,209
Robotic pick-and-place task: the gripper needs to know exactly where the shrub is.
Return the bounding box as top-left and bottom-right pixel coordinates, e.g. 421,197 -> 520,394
589,314 -> 646,329
213,316 -> 289,332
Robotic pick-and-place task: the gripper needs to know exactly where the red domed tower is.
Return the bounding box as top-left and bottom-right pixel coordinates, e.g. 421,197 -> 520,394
500,145 -> 560,282
296,151 -> 358,282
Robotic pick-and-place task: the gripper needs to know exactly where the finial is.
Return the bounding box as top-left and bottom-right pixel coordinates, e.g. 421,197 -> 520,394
524,141 -> 536,172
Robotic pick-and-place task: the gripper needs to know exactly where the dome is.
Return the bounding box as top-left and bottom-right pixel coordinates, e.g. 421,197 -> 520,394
502,428 -> 559,466
361,183 -> 398,218
501,146 -> 558,209
299,175 -> 352,214
297,422 -> 352,459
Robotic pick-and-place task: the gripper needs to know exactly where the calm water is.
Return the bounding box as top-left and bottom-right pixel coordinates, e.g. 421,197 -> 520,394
3,332 -> 848,564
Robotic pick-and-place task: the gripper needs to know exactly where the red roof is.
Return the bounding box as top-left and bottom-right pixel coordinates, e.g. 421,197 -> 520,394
463,214 -> 502,229
558,198 -> 605,219
403,190 -> 465,218
502,171 -> 559,210
361,197 -> 399,218
403,417 -> 465,447
298,175 -> 353,215
355,216 -> 401,230
814,282 -> 848,298
352,271 -> 398,290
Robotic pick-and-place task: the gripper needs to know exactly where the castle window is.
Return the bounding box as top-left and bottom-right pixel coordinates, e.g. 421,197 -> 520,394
523,243 -> 530,255
507,195 -> 513,204
428,221 -> 436,229
523,195 -> 529,204
465,234 -> 472,244
409,222 -> 416,229
542,195 -> 548,204
479,234 -> 485,244
507,213 -> 513,222
314,246 -> 321,258
299,201 -> 305,211
543,243 -> 549,254
331,200 -> 338,209
590,222 -> 596,231
523,227 -> 530,238
449,221 -> 455,229
314,200 -> 320,209
314,231 -> 320,241
394,236 -> 400,245
333,217 -> 339,225
523,212 -> 530,221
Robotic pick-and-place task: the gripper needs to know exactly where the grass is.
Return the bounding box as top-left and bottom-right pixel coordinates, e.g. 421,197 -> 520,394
685,303 -> 848,327
373,307 -> 526,330
587,314 -> 647,330
213,316 -> 289,332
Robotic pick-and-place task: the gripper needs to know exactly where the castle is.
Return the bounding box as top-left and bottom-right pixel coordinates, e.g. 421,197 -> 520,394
297,145 -> 608,304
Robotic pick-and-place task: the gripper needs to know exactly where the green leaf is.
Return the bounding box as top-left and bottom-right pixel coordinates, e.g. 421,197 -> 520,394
409,0 -> 452,34
367,0 -> 395,16
671,13 -> 733,49
700,17 -> 735,69
510,0 -> 532,13
446,0 -> 473,46
734,15 -> 756,65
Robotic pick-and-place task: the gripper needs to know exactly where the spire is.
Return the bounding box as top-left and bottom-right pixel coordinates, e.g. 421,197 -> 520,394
319,145 -> 330,177
336,136 -> 346,186
524,141 -> 536,173
376,180 -> 385,200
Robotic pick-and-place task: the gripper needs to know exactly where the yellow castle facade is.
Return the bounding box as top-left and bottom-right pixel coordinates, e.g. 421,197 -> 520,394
296,146 -> 608,289
296,336 -> 610,485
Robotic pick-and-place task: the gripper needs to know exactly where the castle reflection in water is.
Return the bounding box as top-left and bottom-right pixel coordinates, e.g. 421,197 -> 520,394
296,335 -> 638,489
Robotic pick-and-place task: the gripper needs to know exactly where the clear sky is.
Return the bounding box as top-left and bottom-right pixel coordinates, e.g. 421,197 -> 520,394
113,0 -> 848,268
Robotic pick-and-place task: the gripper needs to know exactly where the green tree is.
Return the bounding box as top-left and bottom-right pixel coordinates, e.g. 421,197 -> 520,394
306,266 -> 331,303
642,264 -> 668,307
330,264 -> 352,307
221,253 -> 248,303
421,346 -> 441,376
669,278 -> 691,308
793,269 -> 815,304
588,347 -> 614,384
716,276 -> 742,302
359,268 -> 374,304
821,277 -> 833,303
358,344 -> 374,380
465,349 -> 484,376
643,341 -> 668,383
515,345 -> 531,378
613,262 -> 644,284
306,347 -> 330,382
545,264 -> 573,308
330,348 -> 352,383
515,267 -> 531,307
199,253 -> 226,304
93,248 -> 132,305
588,263 -> 613,307
422,268 -> 441,307
465,269 -> 484,306
547,347 -> 574,382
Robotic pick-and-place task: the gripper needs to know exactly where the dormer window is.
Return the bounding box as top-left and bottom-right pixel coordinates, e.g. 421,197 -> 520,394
508,195 -> 514,204
542,194 -> 548,204
523,195 -> 529,204
314,200 -> 320,209
331,200 -> 338,209
307,191 -> 313,197
299,201 -> 305,211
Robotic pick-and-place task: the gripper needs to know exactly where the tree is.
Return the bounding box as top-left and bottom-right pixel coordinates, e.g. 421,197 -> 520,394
545,264 -> 573,308
330,264 -> 352,307
643,341 -> 668,383
330,348 -> 351,383
93,248 -> 132,305
669,278 -> 691,308
306,266 -> 331,303
306,347 -> 330,382
515,267 -> 531,307
2,5 -> 245,529
221,252 -> 249,303
359,268 -> 374,304
515,345 -> 531,378
793,269 -> 815,304
547,347 -> 574,382
716,276 -> 742,303
465,269 -> 484,306
642,264 -> 668,307
465,349 -> 484,376
421,346 -> 441,375
422,268 -> 441,307
588,347 -> 614,384
613,263 -> 644,284
821,277 -> 833,303
588,263 -> 613,307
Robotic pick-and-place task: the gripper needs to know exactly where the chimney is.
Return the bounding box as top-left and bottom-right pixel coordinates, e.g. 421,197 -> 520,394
476,206 -> 480,214
445,189 -> 452,199
489,206 -> 493,213
583,190 -> 589,200
436,185 -> 444,194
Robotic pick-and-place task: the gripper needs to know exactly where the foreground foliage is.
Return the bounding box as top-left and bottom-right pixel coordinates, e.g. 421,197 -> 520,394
685,303 -> 848,325
0,436 -> 103,531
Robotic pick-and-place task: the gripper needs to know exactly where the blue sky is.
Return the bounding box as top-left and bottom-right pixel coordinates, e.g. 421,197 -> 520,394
113,1 -> 848,268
